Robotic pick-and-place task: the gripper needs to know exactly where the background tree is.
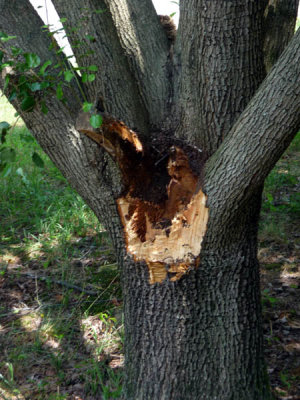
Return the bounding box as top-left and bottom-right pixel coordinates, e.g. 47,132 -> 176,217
0,0 -> 299,399
263,0 -> 299,72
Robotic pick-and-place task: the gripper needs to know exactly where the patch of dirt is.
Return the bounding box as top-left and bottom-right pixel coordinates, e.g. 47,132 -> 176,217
259,233 -> 300,399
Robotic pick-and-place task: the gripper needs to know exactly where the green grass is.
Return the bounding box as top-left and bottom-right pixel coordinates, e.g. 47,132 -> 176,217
0,96 -> 123,398
260,131 -> 300,244
0,124 -> 100,243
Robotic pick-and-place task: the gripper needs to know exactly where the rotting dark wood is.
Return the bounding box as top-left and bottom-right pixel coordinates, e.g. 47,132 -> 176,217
76,111 -> 209,284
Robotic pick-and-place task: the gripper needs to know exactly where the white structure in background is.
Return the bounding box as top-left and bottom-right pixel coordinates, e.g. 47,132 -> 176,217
30,0 -> 179,59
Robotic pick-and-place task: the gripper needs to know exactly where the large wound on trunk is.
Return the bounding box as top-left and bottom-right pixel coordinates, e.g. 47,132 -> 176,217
76,111 -> 209,284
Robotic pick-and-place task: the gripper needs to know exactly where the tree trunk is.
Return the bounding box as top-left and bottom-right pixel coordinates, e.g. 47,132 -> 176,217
0,1 -> 300,399
122,191 -> 270,400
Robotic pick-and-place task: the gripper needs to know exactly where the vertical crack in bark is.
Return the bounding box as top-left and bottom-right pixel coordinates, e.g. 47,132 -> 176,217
76,111 -> 209,284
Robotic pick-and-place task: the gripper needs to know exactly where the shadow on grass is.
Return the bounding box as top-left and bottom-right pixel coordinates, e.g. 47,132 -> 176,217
0,236 -> 123,400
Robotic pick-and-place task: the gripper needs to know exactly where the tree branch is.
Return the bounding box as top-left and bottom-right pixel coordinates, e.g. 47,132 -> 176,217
51,0 -> 149,132
0,1 -> 128,254
106,0 -> 171,128
0,1 -> 55,65
175,0 -> 266,155
205,28 -> 300,230
0,0 -> 81,115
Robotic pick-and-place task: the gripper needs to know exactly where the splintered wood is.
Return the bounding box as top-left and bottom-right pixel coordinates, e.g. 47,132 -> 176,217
118,188 -> 208,284
118,147 -> 209,284
76,111 -> 209,284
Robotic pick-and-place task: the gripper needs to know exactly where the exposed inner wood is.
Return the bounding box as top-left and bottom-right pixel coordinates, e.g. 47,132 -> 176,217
118,188 -> 208,284
76,111 -> 209,284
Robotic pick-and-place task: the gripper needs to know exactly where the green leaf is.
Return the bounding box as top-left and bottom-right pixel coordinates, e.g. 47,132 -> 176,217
50,28 -> 64,35
18,75 -> 27,88
29,82 -> 41,92
39,60 -> 52,75
16,167 -> 23,175
59,17 -> 67,23
0,130 -> 9,144
0,122 -> 11,144
40,81 -> 51,90
64,70 -> 74,82
0,34 -> 17,42
86,35 -> 96,42
170,12 -> 176,17
56,84 -> 64,100
24,53 -> 41,68
11,46 -> 22,56
81,72 -> 88,83
269,297 -> 277,304
0,62 -> 13,70
2,164 -> 12,178
94,9 -> 106,14
3,75 -> 10,91
0,147 -> 16,163
21,96 -> 35,111
0,122 -> 11,132
87,74 -> 95,82
90,114 -> 103,129
55,47 -> 65,55
41,101 -> 48,115
88,65 -> 98,72
14,61 -> 27,73
0,50 -> 3,62
16,167 -> 29,185
82,102 -> 93,112
32,152 -> 45,168
8,90 -> 17,102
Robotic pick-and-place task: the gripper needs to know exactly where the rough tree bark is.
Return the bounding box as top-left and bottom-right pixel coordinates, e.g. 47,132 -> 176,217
0,0 -> 299,399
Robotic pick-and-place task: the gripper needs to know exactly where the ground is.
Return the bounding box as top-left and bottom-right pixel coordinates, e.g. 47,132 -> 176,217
259,136 -> 300,399
0,96 -> 299,399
